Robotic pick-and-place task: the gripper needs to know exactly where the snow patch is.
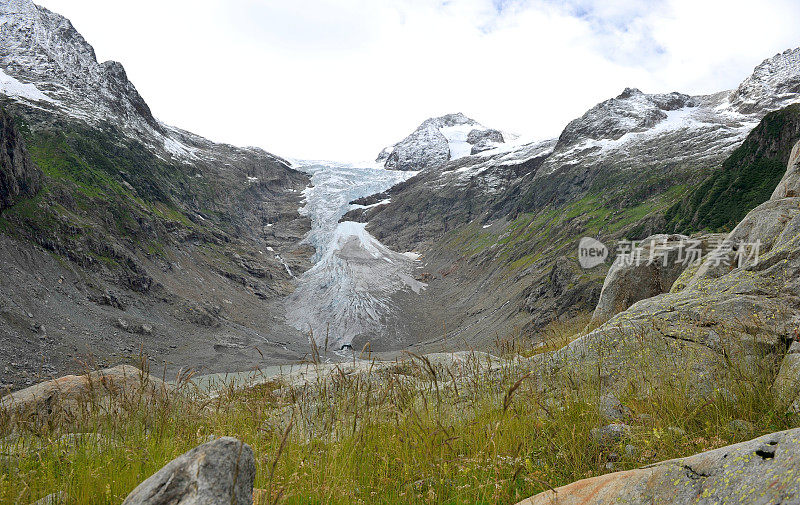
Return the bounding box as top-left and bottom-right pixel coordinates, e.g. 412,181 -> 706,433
0,67 -> 54,103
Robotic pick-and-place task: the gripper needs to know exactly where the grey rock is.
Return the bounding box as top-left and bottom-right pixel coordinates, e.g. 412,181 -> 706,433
591,423 -> 630,445
598,394 -> 628,421
122,437 -> 255,505
0,107 -> 42,211
468,128 -> 505,154
772,137 -> 800,199
591,234 -> 691,324
519,428 -> 800,505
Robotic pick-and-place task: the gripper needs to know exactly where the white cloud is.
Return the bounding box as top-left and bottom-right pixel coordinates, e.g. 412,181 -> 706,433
33,0 -> 800,160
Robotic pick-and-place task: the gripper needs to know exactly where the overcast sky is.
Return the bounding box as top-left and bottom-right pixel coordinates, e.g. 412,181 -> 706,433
35,0 -> 800,161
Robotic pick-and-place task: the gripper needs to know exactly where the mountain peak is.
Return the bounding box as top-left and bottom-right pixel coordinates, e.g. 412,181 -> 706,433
730,47 -> 800,114
556,89 -> 695,149
617,87 -> 644,99
0,1 -> 162,134
378,113 -> 508,171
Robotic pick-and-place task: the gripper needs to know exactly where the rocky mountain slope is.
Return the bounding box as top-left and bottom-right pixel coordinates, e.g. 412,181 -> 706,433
355,48 -> 800,352
0,0 -> 314,389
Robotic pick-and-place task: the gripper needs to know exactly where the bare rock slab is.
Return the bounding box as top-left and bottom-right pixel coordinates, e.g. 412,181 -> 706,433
518,428 -> 800,505
122,437 -> 255,505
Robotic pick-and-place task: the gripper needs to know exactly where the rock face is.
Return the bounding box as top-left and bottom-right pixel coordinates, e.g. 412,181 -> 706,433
379,113 -> 508,171
468,128 -> 505,154
591,234 -> 722,324
0,365 -> 171,421
122,437 -> 255,505
519,428 -> 800,505
0,106 -> 40,211
772,136 -> 800,198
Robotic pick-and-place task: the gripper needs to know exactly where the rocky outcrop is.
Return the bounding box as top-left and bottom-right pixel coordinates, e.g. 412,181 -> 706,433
122,437 -> 255,505
772,136 -> 800,198
591,234 -> 723,324
518,428 -> 800,505
0,365 -> 172,422
0,107 -> 40,211
468,128 -> 504,154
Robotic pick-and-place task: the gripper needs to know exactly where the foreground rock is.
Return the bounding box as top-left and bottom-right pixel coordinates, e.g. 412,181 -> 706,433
0,365 -> 172,422
518,428 -> 800,505
591,234 -> 686,324
122,437 -> 255,505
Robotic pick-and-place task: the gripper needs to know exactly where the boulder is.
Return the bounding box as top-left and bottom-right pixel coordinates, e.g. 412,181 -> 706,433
518,428 -> 800,505
122,437 -> 255,505
591,233 -> 725,324
0,365 -> 172,422
771,133 -> 800,199
591,234 -> 691,324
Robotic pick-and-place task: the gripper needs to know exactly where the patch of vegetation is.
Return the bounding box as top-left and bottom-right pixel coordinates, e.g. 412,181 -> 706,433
1,324 -> 795,505
665,104 -> 800,233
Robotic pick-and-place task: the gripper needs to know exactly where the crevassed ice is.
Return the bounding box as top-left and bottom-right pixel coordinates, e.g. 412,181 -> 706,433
285,161 -> 422,351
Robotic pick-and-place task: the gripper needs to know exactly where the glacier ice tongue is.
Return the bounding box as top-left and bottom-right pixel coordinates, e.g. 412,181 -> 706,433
285,161 -> 421,350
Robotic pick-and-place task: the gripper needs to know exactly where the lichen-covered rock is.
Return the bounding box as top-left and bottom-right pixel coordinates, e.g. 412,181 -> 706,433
592,234 -> 728,324
518,428 -> 800,505
122,437 -> 255,505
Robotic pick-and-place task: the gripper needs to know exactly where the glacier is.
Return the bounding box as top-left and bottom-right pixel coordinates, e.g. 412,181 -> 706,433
284,161 -> 422,351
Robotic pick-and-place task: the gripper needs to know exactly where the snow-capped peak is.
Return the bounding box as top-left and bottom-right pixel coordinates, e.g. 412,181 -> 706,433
556,88 -> 696,149
730,47 -> 800,114
377,112 -> 510,171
